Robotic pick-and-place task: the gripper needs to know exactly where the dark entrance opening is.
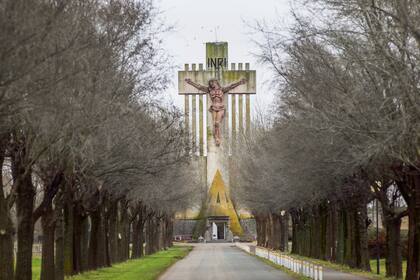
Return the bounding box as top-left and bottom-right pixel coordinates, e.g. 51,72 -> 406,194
216,222 -> 225,239
207,216 -> 229,241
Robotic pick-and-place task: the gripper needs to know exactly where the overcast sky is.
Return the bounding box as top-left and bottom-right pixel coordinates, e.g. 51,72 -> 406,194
158,0 -> 294,113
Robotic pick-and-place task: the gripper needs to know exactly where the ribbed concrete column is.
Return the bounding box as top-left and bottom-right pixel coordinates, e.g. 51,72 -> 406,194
231,62 -> 237,145
184,95 -> 189,136
192,94 -> 197,155
184,64 -> 191,151
238,95 -> 243,135
238,63 -> 244,135
246,95 -> 250,135
224,87 -> 229,148
245,63 -> 251,134
199,94 -> 204,156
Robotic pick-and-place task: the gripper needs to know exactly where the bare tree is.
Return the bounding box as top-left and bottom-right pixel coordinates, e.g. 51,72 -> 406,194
233,0 -> 419,278
0,1 -> 196,280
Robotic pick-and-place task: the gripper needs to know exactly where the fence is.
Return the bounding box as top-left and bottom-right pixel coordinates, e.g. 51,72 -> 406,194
236,243 -> 323,280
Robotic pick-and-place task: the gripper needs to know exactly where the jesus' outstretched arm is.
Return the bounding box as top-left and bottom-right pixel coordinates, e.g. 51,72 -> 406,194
184,78 -> 208,93
222,78 -> 246,93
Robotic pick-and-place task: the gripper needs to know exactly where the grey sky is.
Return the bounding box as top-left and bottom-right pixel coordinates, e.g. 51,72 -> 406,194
158,0 -> 293,113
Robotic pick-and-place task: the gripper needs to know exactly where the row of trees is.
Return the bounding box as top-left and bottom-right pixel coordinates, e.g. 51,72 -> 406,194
0,1 -> 196,280
234,1 -> 419,280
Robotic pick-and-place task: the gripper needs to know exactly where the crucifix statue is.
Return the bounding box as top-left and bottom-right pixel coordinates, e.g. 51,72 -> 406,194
184,78 -> 246,146
178,42 -> 256,153
175,43 -> 257,239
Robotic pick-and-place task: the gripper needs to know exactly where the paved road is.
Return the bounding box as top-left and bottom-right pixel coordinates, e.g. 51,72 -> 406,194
159,243 -> 294,280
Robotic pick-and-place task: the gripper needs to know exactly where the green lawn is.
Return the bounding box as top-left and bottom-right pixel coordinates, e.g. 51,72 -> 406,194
33,257 -> 41,280
369,259 -> 407,279
32,246 -> 191,280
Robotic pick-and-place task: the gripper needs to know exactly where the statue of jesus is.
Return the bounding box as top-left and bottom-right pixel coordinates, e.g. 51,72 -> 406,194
185,78 -> 246,146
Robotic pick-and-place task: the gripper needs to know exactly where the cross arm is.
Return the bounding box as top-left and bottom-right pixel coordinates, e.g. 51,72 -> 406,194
184,78 -> 208,93
178,69 -> 256,95
222,79 -> 246,93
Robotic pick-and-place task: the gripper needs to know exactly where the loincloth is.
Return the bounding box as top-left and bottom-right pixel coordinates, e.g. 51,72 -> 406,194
209,104 -> 225,113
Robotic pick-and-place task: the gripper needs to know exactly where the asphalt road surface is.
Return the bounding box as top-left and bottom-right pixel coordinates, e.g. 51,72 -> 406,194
159,243 -> 294,280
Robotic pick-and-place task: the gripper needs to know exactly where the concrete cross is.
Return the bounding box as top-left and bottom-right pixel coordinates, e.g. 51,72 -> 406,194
178,42 -> 256,155
175,43 -> 256,233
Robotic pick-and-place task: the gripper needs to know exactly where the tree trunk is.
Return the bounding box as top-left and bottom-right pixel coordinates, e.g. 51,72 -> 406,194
345,207 -> 357,268
146,215 -> 160,255
396,172 -> 420,280
255,215 -> 262,247
63,198 -> 74,275
168,218 -> 174,248
406,199 -> 420,280
0,201 -> 14,280
40,206 -> 55,280
384,217 -> 403,279
88,207 -> 107,269
310,207 -> 323,259
137,222 -> 145,258
319,205 -> 327,260
72,207 -> 82,274
80,215 -> 89,272
145,217 -> 151,255
0,138 -> 14,280
375,183 -> 404,279
145,217 -> 154,255
290,211 -> 299,254
88,212 -> 99,269
158,220 -> 164,251
336,206 -> 346,264
262,215 -> 268,247
163,216 -> 173,249
279,212 -> 289,252
131,216 -> 139,259
15,173 -> 35,280
266,213 -> 273,248
55,198 -> 64,280
107,200 -> 118,264
271,213 -> 281,250
119,201 -> 129,262
104,203 -> 111,267
325,201 -> 338,261
405,172 -> 420,280
354,199 -> 371,271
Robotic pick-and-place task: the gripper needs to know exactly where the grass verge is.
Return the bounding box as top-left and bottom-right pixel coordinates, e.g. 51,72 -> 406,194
368,259 -> 406,280
32,246 -> 192,280
32,257 -> 41,280
289,253 -> 406,280
69,246 -> 192,280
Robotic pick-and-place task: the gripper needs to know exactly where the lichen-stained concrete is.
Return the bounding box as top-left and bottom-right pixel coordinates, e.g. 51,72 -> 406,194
206,170 -> 243,235
159,243 -> 294,280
